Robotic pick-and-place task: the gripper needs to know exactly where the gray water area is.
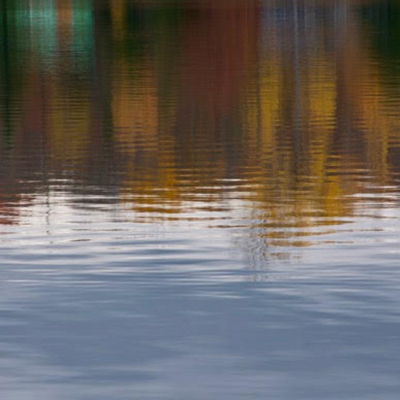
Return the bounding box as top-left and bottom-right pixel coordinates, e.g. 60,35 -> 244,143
1,1 -> 400,399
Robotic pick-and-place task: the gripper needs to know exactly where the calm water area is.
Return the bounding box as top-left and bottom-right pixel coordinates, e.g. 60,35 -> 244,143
1,0 -> 400,399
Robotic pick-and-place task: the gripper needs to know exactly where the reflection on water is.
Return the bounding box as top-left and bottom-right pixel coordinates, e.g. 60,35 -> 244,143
1,1 -> 400,399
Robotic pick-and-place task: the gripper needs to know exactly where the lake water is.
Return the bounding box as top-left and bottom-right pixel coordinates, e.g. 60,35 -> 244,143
1,0 -> 400,399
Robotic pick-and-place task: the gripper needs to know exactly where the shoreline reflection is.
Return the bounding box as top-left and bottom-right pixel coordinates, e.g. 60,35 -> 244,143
1,0 -> 400,259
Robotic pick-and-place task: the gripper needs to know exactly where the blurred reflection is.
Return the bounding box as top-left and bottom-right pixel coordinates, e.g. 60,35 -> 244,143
1,0 -> 400,259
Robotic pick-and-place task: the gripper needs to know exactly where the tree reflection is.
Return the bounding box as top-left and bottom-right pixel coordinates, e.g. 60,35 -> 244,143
0,0 -> 400,266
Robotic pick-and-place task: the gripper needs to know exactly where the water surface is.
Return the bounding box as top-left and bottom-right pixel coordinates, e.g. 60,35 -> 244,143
1,1 -> 400,399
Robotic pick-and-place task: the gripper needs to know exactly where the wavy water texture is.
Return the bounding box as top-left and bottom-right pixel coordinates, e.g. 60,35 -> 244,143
1,1 -> 400,399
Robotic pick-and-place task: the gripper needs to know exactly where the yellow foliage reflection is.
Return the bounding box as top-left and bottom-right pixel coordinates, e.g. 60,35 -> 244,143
1,0 -> 400,260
